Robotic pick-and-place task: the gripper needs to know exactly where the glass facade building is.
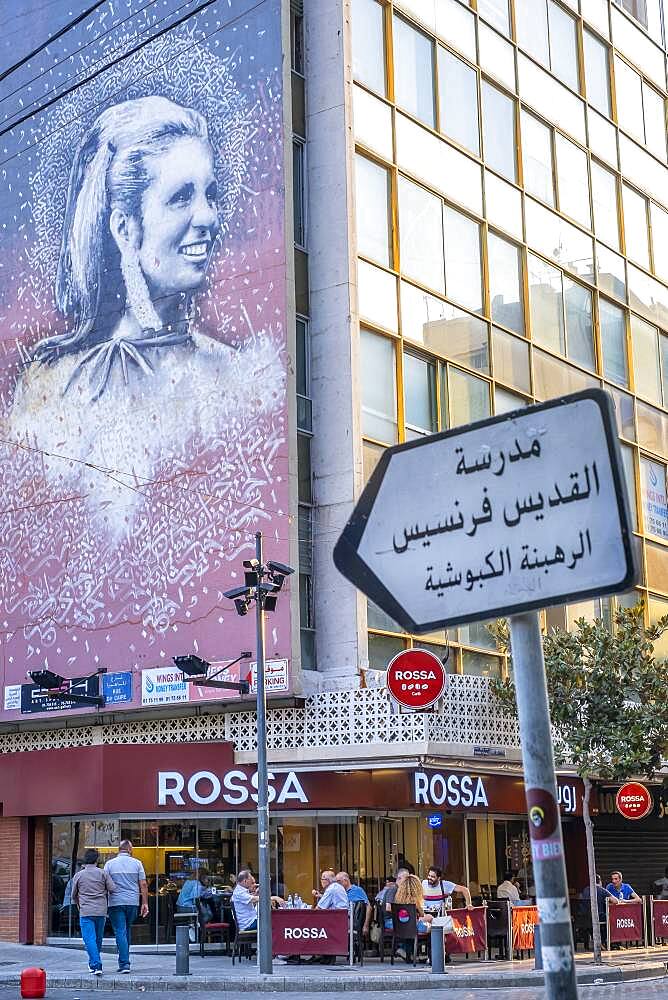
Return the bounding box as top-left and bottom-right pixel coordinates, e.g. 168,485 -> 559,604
351,0 -> 668,674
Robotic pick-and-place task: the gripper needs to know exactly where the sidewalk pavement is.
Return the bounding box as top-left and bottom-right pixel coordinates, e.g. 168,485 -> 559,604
0,940 -> 666,992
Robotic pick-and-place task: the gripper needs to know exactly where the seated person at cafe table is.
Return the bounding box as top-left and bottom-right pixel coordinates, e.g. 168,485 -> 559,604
497,872 -> 521,901
395,873 -> 434,933
336,871 -> 372,936
231,869 -> 285,931
312,870 -> 349,909
606,870 -> 640,902
421,865 -> 473,913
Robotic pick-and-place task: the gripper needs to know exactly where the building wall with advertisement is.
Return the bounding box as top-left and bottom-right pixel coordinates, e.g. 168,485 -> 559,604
0,0 -> 295,722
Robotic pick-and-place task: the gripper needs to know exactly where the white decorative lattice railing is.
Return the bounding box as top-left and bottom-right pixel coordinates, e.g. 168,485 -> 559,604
0,675 -> 520,755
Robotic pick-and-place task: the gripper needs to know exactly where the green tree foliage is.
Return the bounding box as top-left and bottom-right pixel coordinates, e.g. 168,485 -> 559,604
490,602 -> 668,963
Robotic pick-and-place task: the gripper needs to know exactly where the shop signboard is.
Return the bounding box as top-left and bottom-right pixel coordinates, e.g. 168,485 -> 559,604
445,906 -> 487,955
141,667 -> 189,707
0,0 -> 292,722
615,781 -> 653,820
652,899 -> 668,942
271,909 -> 349,956
102,671 -> 133,705
334,390 -> 636,632
511,905 -> 538,951
386,648 -> 446,710
608,901 -> 644,943
20,676 -> 100,715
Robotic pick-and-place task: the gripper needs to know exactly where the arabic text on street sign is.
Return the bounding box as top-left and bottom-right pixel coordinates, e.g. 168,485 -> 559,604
334,390 -> 636,632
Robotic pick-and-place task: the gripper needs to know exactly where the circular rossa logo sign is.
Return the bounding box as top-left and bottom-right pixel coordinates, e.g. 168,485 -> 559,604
615,782 -> 653,820
386,649 -> 446,710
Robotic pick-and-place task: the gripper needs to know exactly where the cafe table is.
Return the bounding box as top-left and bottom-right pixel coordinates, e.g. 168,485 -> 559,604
271,906 -> 352,961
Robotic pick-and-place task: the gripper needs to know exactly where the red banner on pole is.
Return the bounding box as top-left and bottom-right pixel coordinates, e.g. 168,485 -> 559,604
653,899 -> 668,941
271,908 -> 349,956
511,905 -> 539,951
445,906 -> 487,954
608,901 -> 643,943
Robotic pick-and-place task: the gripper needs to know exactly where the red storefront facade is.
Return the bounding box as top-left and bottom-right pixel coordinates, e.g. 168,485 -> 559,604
0,741 -> 589,945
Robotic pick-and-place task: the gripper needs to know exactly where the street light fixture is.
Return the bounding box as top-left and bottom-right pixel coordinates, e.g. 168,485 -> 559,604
28,667 -> 107,708
173,652 -> 253,694
223,532 -> 294,976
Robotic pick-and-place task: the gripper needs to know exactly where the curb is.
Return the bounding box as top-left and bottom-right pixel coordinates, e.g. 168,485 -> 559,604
0,962 -> 666,991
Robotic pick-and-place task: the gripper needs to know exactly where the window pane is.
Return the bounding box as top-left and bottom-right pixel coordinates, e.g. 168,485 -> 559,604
352,0 -> 386,95
650,202 -> 668,283
600,298 -> 628,386
528,253 -> 565,354
622,185 -> 650,269
477,0 -> 511,34
393,16 -> 435,127
640,456 -> 668,540
564,278 -> 594,369
368,633 -> 406,670
532,348 -> 598,399
353,84 -> 393,161
448,368 -> 491,426
548,1 -> 579,91
438,47 -> 480,155
555,135 -> 591,228
398,176 -> 445,293
443,206 -> 483,312
461,649 -> 502,678
495,385 -> 529,412
488,232 -> 524,334
631,314 -> 661,403
400,282 -> 488,373
583,30 -> 611,116
621,444 -> 637,528
403,353 -> 437,436
614,57 -> 644,142
360,329 -> 397,442
608,384 -> 635,439
637,400 -> 668,456
642,83 -> 667,160
293,142 -> 304,246
482,81 -> 517,181
591,161 -> 619,250
597,242 -> 627,300
515,0 -> 549,66
492,327 -> 531,392
296,318 -> 308,396
521,111 -> 554,206
355,155 -> 390,266
649,596 -> 668,659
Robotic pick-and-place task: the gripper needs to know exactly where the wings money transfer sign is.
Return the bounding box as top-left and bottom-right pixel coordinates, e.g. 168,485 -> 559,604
334,390 -> 636,632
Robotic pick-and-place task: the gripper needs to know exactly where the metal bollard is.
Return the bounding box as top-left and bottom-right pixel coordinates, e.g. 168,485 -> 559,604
534,923 -> 543,970
174,915 -> 192,976
430,916 -> 449,975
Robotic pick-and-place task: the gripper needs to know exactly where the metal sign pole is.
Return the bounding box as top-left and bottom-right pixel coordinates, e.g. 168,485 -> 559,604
509,611 -> 578,1000
255,531 -> 273,976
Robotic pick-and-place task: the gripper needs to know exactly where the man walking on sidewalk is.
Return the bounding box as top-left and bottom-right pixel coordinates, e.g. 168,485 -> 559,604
104,840 -> 149,973
71,848 -> 116,975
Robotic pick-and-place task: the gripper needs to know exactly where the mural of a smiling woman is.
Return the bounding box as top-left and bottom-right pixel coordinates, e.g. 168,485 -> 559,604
9,95 -> 283,532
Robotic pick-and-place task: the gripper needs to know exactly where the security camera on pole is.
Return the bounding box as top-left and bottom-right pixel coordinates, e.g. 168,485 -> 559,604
223,533 -> 294,976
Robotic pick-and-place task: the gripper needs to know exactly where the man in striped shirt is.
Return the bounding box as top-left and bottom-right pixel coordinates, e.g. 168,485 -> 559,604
422,865 -> 473,913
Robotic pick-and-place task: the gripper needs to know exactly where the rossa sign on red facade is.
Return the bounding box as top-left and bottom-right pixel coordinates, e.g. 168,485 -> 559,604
615,782 -> 653,820
386,649 -> 446,710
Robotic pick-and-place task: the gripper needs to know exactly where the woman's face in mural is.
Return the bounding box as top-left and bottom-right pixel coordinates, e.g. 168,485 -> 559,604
137,135 -> 219,299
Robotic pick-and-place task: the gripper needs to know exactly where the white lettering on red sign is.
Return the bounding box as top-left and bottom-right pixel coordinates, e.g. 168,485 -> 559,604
414,771 -> 489,808
157,769 -> 308,807
284,927 -> 328,939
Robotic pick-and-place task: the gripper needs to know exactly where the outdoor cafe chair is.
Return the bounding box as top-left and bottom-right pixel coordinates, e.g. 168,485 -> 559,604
486,901 -> 510,960
195,897 -> 230,957
230,901 -> 257,965
375,900 -> 393,961
389,903 -> 431,967
351,900 -> 367,966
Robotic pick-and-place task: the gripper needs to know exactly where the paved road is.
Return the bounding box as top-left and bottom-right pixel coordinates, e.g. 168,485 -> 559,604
10,979 -> 668,999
